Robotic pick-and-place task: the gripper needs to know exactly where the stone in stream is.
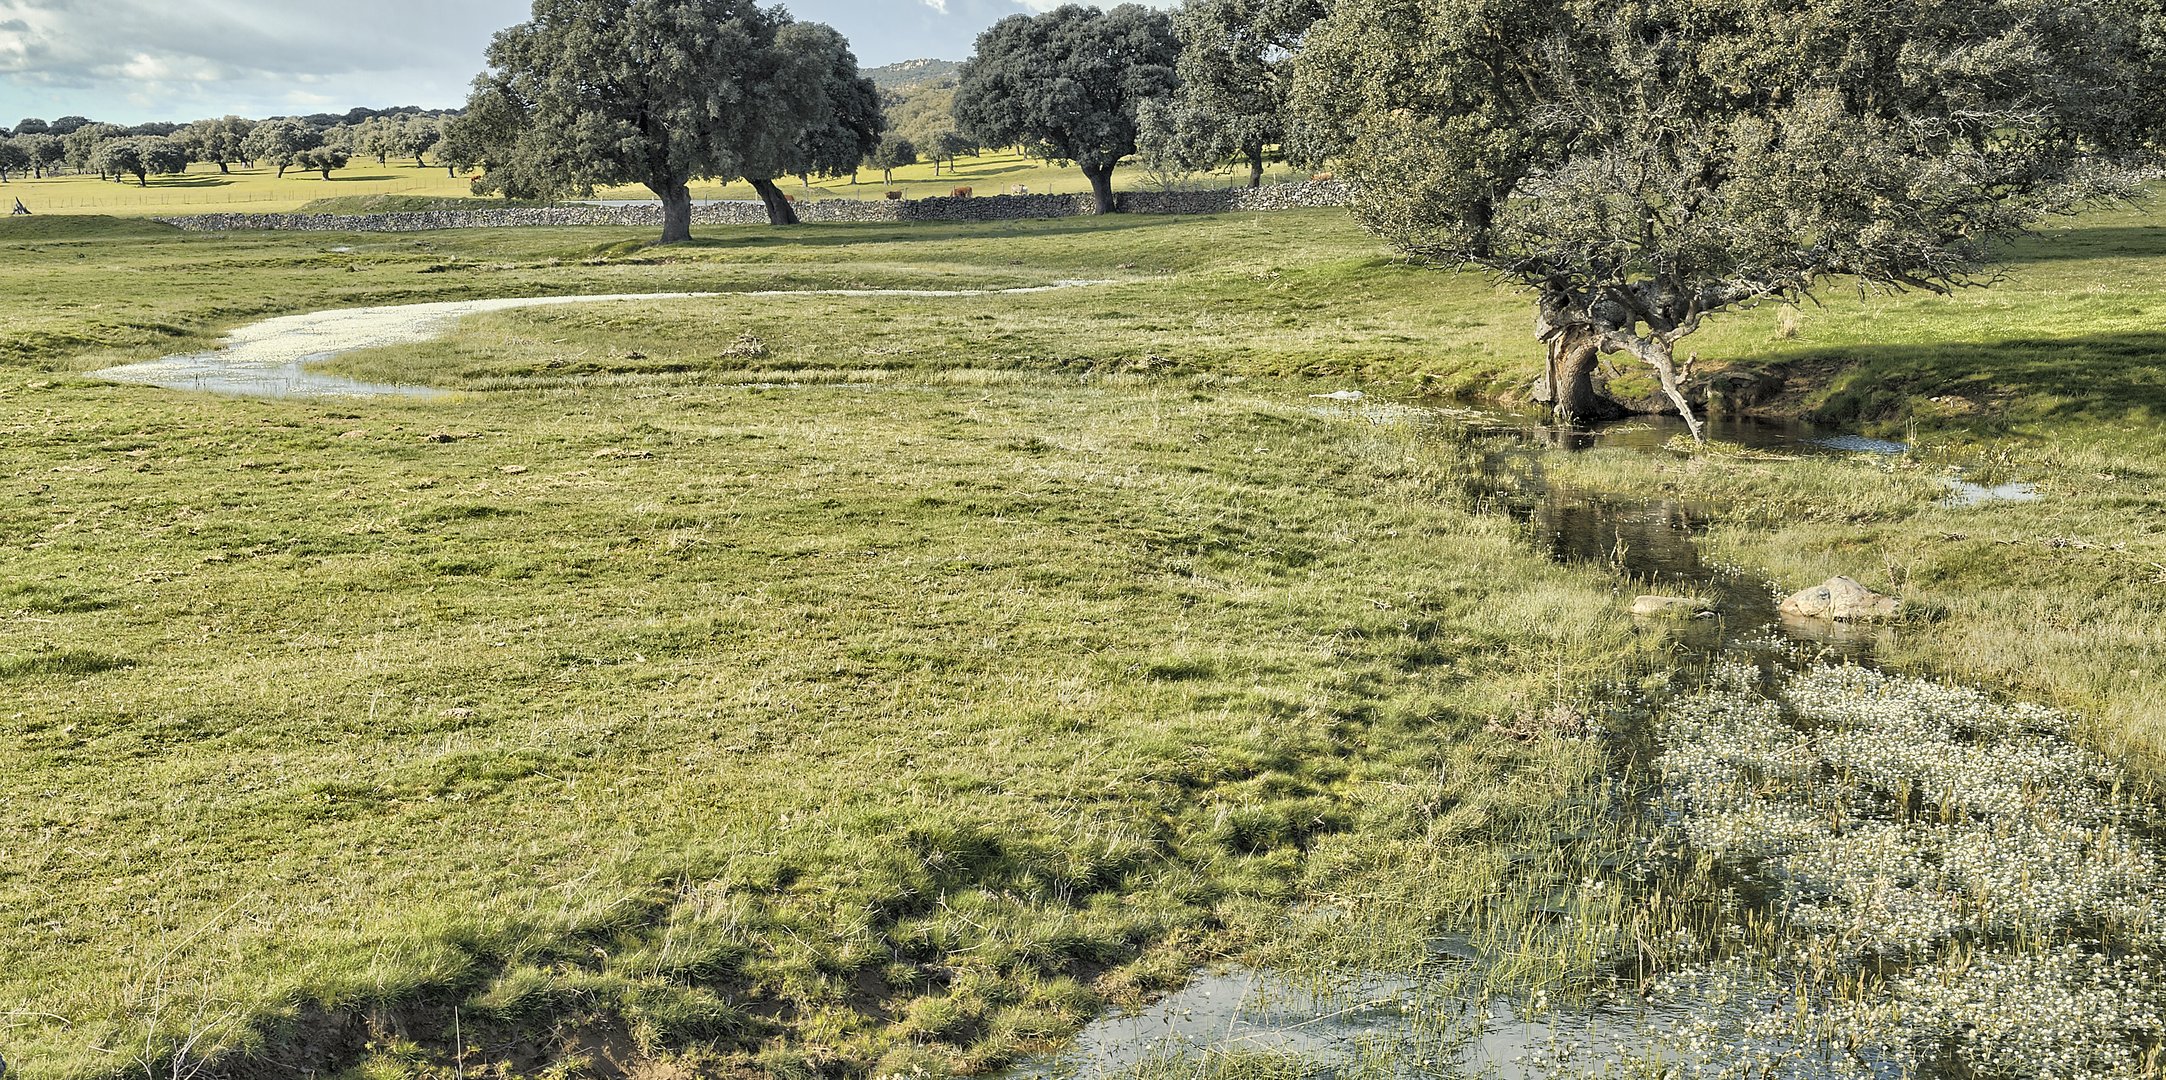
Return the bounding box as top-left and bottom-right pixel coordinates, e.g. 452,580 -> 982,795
1631,595 -> 1715,619
1778,576 -> 1902,621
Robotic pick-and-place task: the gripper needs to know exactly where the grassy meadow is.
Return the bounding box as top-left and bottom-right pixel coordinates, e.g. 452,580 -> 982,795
0,150 -> 1304,217
3,202 -> 2166,1078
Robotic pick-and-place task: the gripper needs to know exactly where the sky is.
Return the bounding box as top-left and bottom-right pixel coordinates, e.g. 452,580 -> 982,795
0,0 -> 1170,126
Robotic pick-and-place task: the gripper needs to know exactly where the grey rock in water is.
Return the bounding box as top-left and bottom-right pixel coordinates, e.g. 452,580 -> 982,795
1778,576 -> 1902,621
1631,595 -> 1714,618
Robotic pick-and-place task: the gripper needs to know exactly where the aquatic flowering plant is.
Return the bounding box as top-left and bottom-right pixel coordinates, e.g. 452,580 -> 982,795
1531,663 -> 2166,1078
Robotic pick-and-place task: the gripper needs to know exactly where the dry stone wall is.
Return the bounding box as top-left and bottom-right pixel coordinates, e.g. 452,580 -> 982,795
152,182 -> 1351,234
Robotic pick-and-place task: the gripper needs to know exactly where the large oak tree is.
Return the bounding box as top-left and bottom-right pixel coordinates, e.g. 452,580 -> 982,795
178,116 -> 254,174
954,4 -> 1179,214
243,118 -> 320,179
732,20 -> 884,225
463,0 -> 876,241
1297,0 -> 2165,437
1145,0 -> 1327,188
92,136 -> 188,187
16,134 -> 61,178
0,139 -> 28,183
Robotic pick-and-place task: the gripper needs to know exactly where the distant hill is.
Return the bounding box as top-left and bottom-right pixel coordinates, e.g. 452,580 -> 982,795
865,59 -> 963,91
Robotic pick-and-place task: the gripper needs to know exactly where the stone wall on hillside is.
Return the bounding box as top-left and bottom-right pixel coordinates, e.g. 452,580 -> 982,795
152,182 -> 1351,233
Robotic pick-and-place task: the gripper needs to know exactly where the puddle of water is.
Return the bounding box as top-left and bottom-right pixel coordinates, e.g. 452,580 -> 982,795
97,349 -> 451,401
1457,426 -> 1878,663
1022,968 -> 1421,1076
1023,966 -> 1690,1080
1942,478 -> 2042,506
1448,409 -> 1886,456
1810,433 -> 1911,454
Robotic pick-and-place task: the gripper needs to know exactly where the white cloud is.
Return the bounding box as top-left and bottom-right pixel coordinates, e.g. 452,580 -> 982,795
0,0 -> 523,88
0,0 -> 1186,124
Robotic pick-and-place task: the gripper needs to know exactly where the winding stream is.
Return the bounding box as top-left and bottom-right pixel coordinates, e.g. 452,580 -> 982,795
90,304 -> 2138,1074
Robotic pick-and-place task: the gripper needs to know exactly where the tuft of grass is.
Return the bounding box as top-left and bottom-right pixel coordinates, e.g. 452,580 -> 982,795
0,650 -> 134,679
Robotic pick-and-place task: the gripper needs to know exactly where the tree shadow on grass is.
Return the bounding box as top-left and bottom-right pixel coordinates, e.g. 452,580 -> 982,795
1994,225 -> 2166,263
135,176 -> 241,190
1739,332 -> 2166,430
943,163 -> 1044,180
659,212 -> 1196,253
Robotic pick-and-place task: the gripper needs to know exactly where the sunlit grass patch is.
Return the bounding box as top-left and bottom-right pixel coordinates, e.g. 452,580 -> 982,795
0,373 -> 1644,1079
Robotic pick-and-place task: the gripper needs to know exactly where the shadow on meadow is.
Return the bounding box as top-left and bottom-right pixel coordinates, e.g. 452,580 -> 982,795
577,213 -> 1215,262
1740,331 -> 2166,429
1997,224 -> 2166,262
123,175 -> 240,190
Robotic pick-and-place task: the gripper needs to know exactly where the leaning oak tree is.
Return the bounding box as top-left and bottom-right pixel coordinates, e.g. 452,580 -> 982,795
396,115 -> 442,168
179,116 -> 254,174
62,123 -> 120,177
1295,0 -> 2163,439
17,133 -> 62,178
954,4 -> 1180,214
243,118 -> 320,178
735,20 -> 885,225
433,111 -> 491,178
468,0 -> 803,243
93,136 -> 188,187
0,139 -> 27,183
294,146 -> 351,181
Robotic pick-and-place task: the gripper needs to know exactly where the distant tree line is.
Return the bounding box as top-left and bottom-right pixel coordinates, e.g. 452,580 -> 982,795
0,1 -> 1332,219
0,108 -> 461,186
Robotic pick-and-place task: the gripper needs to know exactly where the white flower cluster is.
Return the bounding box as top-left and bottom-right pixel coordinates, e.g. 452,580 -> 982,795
1840,947 -> 2166,1079
1528,664 -> 2166,1079
1794,666 -> 2119,824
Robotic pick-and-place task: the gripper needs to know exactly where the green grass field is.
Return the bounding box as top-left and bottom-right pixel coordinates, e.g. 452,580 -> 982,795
3,203 -> 2165,1078
1,150 -> 1306,217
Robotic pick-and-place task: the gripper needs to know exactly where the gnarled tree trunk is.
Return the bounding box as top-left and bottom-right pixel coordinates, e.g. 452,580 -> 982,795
1544,324 -> 1610,424
1247,148 -> 1265,189
1611,334 -> 1706,443
654,181 -> 694,244
1535,293 -> 1638,426
749,178 -> 799,226
1082,164 -> 1117,214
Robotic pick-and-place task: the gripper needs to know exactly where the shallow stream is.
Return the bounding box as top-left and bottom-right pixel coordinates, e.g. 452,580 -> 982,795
90,315 -> 2148,1074
1018,406 -> 1900,1078
1024,402 -> 2163,1079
